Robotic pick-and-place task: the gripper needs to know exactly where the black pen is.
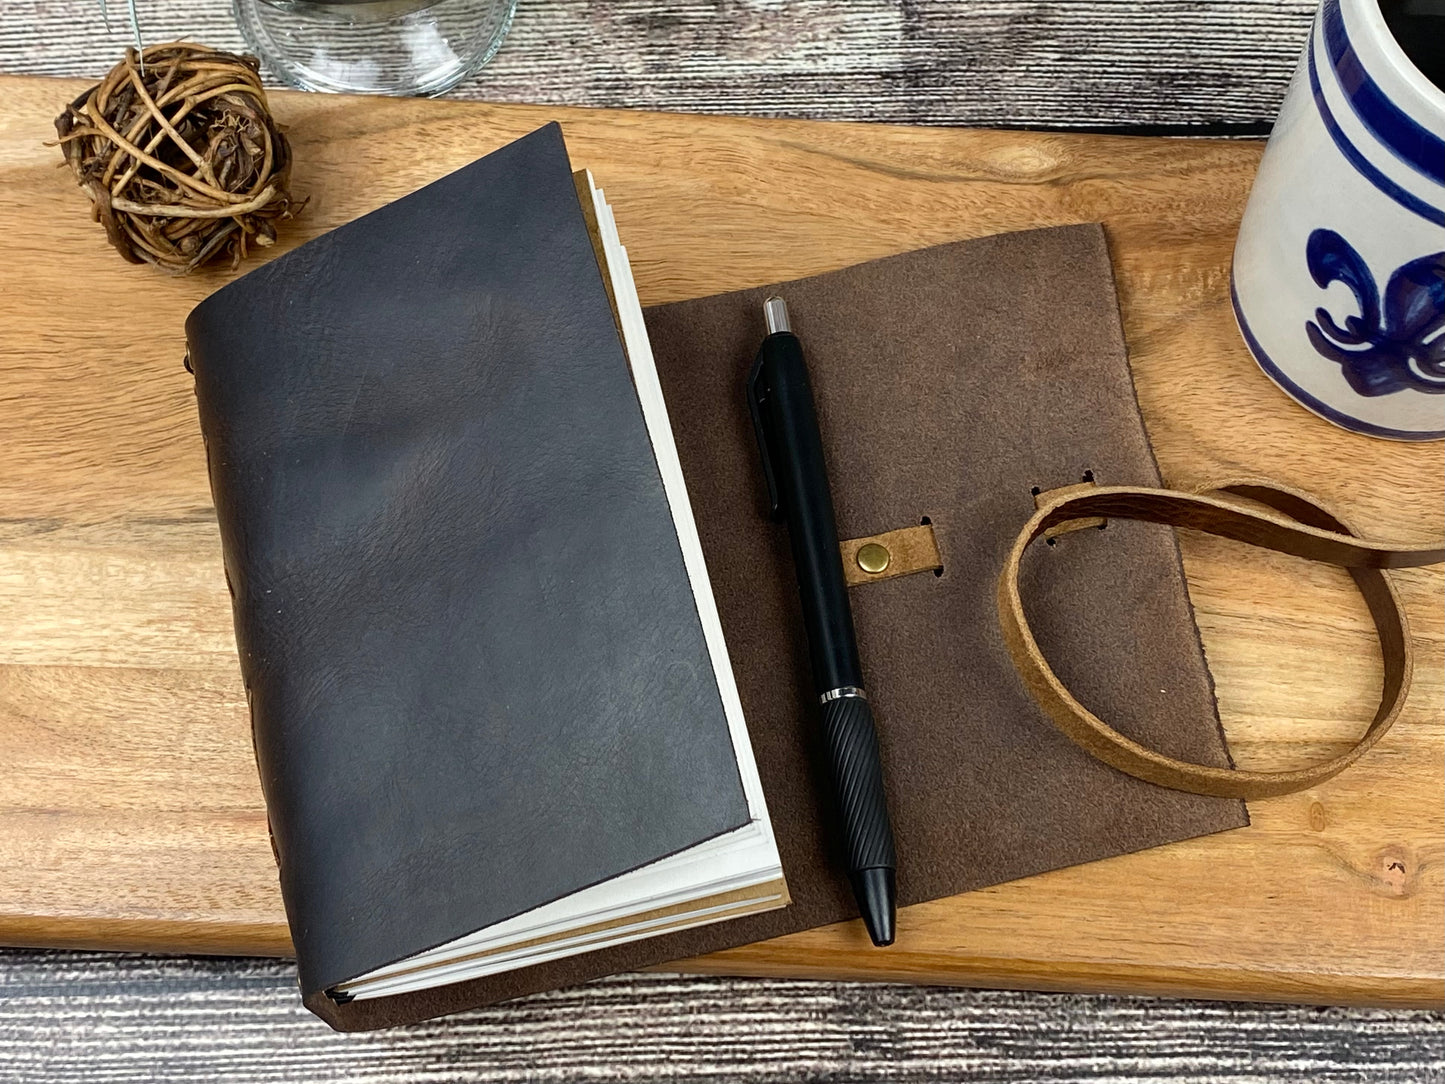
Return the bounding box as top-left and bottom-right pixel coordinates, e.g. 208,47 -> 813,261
746,295 -> 898,947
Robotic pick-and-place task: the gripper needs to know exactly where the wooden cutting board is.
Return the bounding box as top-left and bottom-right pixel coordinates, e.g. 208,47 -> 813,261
1,75 -> 1440,1008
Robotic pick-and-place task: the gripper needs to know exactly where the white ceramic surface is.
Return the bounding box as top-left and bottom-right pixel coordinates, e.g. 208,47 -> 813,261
1232,0 -> 1445,440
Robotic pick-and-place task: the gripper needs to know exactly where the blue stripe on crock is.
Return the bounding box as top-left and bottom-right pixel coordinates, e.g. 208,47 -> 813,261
1321,0 -> 1444,184
1308,32 -> 1445,225
1231,272 -> 1445,441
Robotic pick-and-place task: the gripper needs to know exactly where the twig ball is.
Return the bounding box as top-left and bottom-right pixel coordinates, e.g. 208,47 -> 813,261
55,43 -> 302,274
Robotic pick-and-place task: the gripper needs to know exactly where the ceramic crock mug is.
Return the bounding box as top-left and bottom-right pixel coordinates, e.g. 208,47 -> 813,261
1232,0 -> 1445,441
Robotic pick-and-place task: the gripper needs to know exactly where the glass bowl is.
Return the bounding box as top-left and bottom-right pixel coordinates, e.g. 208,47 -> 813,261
234,0 -> 517,97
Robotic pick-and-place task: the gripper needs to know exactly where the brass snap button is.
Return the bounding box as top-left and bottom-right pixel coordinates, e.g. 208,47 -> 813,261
856,542 -> 891,574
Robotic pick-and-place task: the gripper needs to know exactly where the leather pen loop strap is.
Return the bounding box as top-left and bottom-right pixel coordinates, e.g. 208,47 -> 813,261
997,480 -> 1445,800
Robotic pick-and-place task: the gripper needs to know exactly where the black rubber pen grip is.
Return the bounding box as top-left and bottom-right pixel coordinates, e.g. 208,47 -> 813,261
820,695 -> 897,872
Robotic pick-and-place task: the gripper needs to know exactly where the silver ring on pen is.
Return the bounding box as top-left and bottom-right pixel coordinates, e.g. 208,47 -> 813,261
819,686 -> 867,704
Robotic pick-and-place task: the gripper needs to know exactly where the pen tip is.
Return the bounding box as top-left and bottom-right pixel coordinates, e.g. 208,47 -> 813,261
852,867 -> 896,947
763,295 -> 791,336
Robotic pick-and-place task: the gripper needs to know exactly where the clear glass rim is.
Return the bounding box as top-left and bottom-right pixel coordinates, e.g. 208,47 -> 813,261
233,0 -> 518,97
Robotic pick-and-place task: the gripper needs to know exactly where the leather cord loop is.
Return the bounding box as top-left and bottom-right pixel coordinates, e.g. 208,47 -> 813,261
997,479 -> 1445,800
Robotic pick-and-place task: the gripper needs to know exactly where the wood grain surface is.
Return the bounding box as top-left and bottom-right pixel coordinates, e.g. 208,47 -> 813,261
2,951 -> 1442,1084
1,0 -> 1318,131
0,74 -> 1442,1011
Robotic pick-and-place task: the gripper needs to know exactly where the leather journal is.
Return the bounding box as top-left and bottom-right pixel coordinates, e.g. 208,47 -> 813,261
186,125 -> 789,1016
185,125 -> 1250,1031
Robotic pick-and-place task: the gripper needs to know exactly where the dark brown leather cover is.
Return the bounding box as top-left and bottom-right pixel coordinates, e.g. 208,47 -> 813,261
289,219 -> 1248,1029
184,124 -> 754,1005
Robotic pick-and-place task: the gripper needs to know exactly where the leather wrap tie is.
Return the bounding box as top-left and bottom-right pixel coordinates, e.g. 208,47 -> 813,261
998,479 -> 1445,800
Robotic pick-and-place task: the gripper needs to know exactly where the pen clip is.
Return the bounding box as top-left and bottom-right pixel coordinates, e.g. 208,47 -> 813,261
746,351 -> 784,521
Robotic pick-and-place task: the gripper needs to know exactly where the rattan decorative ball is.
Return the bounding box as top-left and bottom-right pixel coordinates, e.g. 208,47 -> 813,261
54,43 -> 301,274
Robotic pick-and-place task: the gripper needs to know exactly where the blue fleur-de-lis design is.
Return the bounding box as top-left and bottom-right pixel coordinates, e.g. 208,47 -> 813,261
1304,228 -> 1445,397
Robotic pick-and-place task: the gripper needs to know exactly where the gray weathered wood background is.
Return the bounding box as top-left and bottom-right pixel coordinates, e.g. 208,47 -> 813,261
2,950 -> 1443,1082
5,0 -> 1319,130
2,1 -> 1443,1081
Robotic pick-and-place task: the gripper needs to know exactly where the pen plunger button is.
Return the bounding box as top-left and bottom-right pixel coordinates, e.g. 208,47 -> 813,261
763,296 -> 791,335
